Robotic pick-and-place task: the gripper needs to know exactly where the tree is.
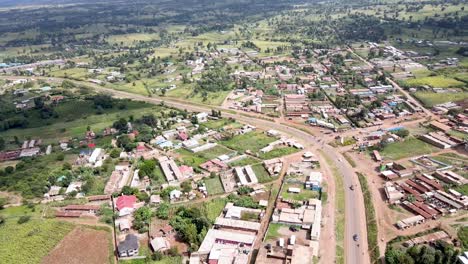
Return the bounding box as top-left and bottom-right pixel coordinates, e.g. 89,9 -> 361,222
393,129 -> 409,138
0,197 -> 7,209
110,149 -> 120,159
181,181 -> 192,193
117,135 -> 134,152
0,137 -> 5,150
93,94 -> 113,109
113,118 -> 128,131
17,215 -> 31,224
138,159 -> 156,177
156,203 -> 170,220
121,186 -> 138,195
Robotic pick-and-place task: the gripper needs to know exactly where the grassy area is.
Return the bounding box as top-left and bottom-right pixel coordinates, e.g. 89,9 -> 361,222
281,183 -> 319,201
200,119 -> 241,130
343,152 -> 356,168
258,147 -> 299,160
227,156 -> 261,167
165,86 -> 230,106
0,206 -> 74,264
120,256 -> 182,264
175,148 -> 209,168
405,76 -> 465,88
319,150 -> 345,264
203,198 -> 227,221
220,131 -> 275,153
265,223 -> 287,241
204,175 -> 225,195
413,91 -> 468,107
357,173 -> 380,264
447,130 -> 468,141
380,136 -> 438,160
0,100 -> 159,144
252,163 -> 274,183
196,145 -> 234,160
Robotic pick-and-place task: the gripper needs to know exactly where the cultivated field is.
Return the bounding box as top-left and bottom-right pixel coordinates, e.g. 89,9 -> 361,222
41,226 -> 113,264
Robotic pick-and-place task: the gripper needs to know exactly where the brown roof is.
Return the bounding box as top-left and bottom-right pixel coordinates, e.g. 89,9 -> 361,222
63,204 -> 100,211
87,195 -> 111,201
55,211 -> 82,218
160,225 -> 173,233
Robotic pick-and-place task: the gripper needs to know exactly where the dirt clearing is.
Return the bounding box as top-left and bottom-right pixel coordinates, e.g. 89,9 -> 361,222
41,226 -> 112,264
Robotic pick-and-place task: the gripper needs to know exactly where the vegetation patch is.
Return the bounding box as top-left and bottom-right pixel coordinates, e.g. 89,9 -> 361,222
204,175 -> 225,195
380,136 -> 438,160
357,173 -> 380,264
413,91 -> 468,108
0,208 -> 74,264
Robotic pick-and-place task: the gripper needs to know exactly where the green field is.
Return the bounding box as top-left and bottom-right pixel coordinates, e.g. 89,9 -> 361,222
204,175 -> 225,195
0,100 -> 159,144
281,183 -> 319,201
0,206 -> 75,264
165,86 -> 230,106
413,91 -> 468,107
380,137 -> 438,160
227,156 -> 261,167
252,163 -> 274,183
258,147 -> 299,160
220,132 -> 275,153
265,223 -> 288,241
405,76 -> 465,88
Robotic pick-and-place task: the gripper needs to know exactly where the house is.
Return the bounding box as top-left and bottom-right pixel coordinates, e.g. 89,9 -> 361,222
150,195 -> 161,204
150,237 -> 170,252
305,172 -> 323,190
159,225 -> 174,237
119,219 -> 131,231
158,156 -> 184,182
116,195 -> 137,217
196,112 -> 209,123
170,189 -> 182,200
118,234 -> 139,257
44,186 -> 62,198
65,181 -> 83,194
200,159 -> 228,173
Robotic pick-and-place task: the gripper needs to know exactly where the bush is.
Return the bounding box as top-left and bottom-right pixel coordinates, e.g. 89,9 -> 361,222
17,216 -> 31,224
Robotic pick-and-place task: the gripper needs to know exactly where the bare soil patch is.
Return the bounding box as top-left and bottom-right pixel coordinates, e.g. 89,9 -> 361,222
41,226 -> 111,264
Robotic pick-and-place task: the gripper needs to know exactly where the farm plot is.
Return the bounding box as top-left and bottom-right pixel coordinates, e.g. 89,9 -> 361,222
220,132 -> 275,154
41,226 -> 112,264
0,219 -> 74,264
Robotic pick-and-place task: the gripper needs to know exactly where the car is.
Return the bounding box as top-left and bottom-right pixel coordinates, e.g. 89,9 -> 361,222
350,185 -> 354,191
353,234 -> 358,241
289,226 -> 298,232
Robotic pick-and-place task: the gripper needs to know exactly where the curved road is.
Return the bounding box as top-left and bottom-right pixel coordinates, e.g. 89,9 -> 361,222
1,76 -> 371,264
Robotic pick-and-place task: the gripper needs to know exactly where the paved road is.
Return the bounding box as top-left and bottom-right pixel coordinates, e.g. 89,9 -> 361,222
87,83 -> 371,264
0,75 -> 370,264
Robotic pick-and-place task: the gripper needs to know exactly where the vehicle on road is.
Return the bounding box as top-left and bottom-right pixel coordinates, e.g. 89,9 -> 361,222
350,185 -> 354,191
353,234 -> 359,241
289,226 -> 298,232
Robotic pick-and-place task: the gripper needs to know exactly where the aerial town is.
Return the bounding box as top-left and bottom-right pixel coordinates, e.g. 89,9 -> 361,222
0,1 -> 467,264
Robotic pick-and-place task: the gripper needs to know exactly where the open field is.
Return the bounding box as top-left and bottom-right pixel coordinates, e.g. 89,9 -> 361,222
220,131 -> 275,153
413,91 -> 468,108
252,163 -> 274,183
165,86 -> 231,106
281,183 -> 319,201
227,156 -> 261,167
258,146 -> 299,160
204,175 -> 225,195
405,76 -> 465,88
0,100 -> 159,144
41,226 -> 113,264
380,137 -> 438,160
